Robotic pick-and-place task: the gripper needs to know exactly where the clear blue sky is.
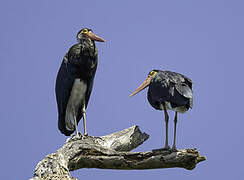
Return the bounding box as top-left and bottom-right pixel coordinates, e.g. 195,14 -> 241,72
0,0 -> 243,179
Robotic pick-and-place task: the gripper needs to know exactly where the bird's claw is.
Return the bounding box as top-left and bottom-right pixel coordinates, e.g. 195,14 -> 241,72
171,146 -> 178,152
66,133 -> 83,143
162,145 -> 171,151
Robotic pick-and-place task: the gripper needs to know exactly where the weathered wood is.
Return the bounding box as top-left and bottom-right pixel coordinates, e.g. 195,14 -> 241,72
30,125 -> 206,180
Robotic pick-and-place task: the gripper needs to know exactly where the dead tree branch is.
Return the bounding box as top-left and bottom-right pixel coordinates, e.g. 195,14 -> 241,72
30,125 -> 206,180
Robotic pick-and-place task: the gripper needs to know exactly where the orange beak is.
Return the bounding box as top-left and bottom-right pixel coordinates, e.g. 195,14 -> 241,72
86,31 -> 106,42
129,76 -> 152,97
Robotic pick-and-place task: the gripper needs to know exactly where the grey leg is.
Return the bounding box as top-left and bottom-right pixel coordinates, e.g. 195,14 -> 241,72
82,100 -> 88,136
72,106 -> 79,136
172,111 -> 178,151
163,105 -> 170,150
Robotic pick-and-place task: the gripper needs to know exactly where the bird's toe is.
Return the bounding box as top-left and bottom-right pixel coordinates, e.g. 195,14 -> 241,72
66,133 -> 82,142
171,146 -> 178,152
162,145 -> 171,151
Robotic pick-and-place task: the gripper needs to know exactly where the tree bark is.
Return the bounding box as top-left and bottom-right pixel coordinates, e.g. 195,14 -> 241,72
30,125 -> 206,180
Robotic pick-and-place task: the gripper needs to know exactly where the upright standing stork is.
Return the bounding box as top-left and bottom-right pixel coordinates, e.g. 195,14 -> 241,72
55,28 -> 105,136
130,70 -> 193,151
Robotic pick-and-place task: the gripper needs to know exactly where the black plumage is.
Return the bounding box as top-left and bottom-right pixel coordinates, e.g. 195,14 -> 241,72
147,70 -> 193,112
55,28 -> 105,136
130,70 -> 193,151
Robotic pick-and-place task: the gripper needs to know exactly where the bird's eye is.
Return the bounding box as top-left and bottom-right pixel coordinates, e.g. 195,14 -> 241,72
148,71 -> 157,77
82,29 -> 88,34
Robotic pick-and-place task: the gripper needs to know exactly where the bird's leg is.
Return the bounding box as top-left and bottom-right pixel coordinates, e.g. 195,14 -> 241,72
172,111 -> 178,151
82,99 -> 88,136
163,104 -> 170,150
72,105 -> 79,136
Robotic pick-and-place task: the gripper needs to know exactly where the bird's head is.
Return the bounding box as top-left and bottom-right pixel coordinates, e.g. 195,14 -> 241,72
77,28 -> 106,43
129,70 -> 159,97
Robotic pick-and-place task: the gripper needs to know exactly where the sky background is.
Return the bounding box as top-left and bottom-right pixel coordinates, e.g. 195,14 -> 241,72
0,0 -> 243,179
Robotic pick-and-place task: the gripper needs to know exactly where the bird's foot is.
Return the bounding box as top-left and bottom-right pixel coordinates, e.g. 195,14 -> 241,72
162,145 -> 171,151
152,145 -> 171,154
84,133 -> 88,136
66,133 -> 82,143
171,145 -> 178,152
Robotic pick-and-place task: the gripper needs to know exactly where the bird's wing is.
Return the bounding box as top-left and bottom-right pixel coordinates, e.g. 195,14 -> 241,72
55,53 -> 78,135
67,43 -> 84,65
161,71 -> 193,108
175,83 -> 193,99
148,73 -> 171,110
175,82 -> 193,109
56,59 -> 72,111
162,71 -> 193,98
180,74 -> 193,89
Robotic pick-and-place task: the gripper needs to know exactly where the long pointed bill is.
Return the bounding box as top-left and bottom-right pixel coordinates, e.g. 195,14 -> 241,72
86,31 -> 106,42
129,76 -> 152,97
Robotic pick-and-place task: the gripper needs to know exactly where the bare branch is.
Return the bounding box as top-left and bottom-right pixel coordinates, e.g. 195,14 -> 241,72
30,126 -> 206,180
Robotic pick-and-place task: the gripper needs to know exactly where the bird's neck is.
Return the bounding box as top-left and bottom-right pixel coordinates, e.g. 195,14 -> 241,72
79,39 -> 97,57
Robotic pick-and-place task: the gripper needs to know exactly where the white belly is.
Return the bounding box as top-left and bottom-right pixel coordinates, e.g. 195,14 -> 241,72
65,79 -> 87,131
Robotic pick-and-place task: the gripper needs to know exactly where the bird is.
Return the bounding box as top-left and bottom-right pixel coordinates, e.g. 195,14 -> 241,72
55,28 -> 105,136
129,70 -> 193,151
